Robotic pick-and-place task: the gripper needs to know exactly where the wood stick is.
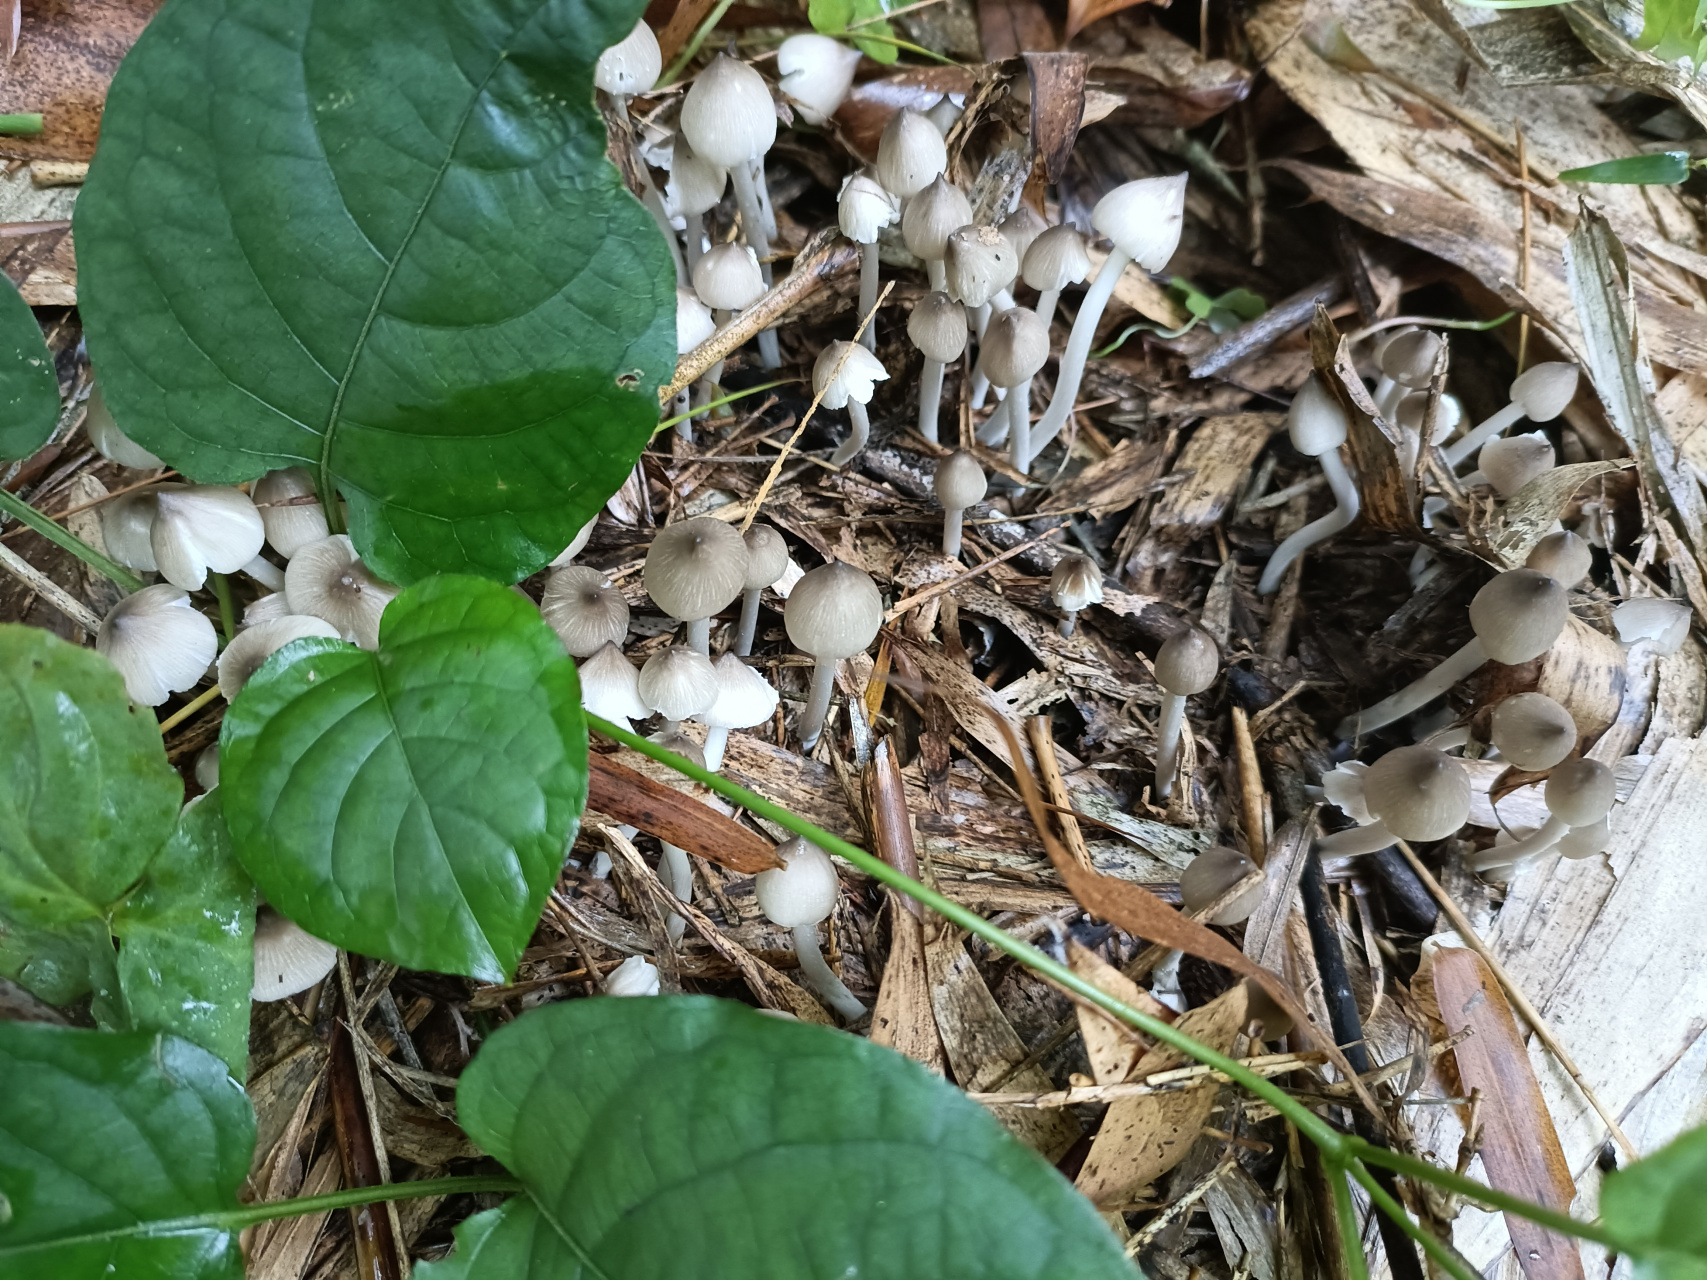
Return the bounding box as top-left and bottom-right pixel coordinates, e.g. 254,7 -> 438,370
1230,705 -> 1266,864
0,541 -> 102,634
1027,716 -> 1093,870
882,525 -> 1066,622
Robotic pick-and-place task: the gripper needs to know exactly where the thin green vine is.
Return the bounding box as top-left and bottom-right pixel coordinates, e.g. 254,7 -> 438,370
1328,1162 -> 1373,1280
0,488 -> 144,594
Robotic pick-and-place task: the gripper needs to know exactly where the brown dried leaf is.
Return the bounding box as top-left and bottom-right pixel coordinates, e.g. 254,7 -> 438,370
1065,0 -> 1160,40
1311,304 -> 1424,539
977,0 -> 1055,61
1478,460 -> 1629,568
1067,940 -> 1170,1084
586,749 -> 781,873
1088,25 -> 1252,128
0,0 -> 160,164
1022,53 -> 1087,183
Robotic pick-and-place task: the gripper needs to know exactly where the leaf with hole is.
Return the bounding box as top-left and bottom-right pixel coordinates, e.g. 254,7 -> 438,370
220,575 -> 586,982
0,279 -> 59,462
74,0 -> 676,585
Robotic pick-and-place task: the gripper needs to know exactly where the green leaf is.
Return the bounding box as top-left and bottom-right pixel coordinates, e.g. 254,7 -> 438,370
1559,152 -> 1694,185
0,281 -> 59,462
808,0 -> 898,64
220,575 -> 586,982
112,793 -> 255,1076
0,917 -> 118,1010
1213,286 -> 1267,322
425,996 -> 1138,1280
75,0 -> 676,585
1603,1123 -> 1707,1277
1635,0 -> 1707,63
0,1021 -> 253,1279
0,625 -> 183,929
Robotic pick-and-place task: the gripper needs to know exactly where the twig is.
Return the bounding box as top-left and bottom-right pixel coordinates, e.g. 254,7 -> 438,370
1516,127 -> 1533,373
0,541 -> 103,634
158,684 -> 222,734
969,1051 -> 1329,1108
1126,1155 -> 1239,1256
882,525 -> 1066,621
1231,705 -> 1266,864
1027,717 -> 1093,870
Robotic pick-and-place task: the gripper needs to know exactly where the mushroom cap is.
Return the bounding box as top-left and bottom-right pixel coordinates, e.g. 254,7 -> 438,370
85,384 -> 165,469
1287,375 -> 1349,456
1611,597 -> 1691,654
754,836 -> 840,927
1091,173 -> 1188,273
1369,324 -> 1416,367
252,908 -> 339,1002
194,744 -> 220,791
691,242 -> 765,311
1526,530 -> 1592,589
656,732 -> 708,774
812,340 -> 889,410
96,584 -> 219,707
876,107 -> 947,198
1322,760 -> 1373,825
934,449 -> 986,510
1378,329 -> 1443,388
100,489 -> 163,572
1393,390 -> 1463,439
1179,845 -> 1265,925
1050,554 -> 1104,613
578,641 -> 650,728
742,524 -> 790,591
252,468 -> 330,559
243,591 -> 293,628
997,203 -> 1049,267
284,534 -> 399,649
664,136 -> 728,218
1363,745 -> 1471,840
786,560 -> 883,660
1155,625 -> 1219,695
699,652 -> 780,730
1556,815 -> 1610,860
907,291 -> 968,363
1489,692 -> 1578,771
542,566 -> 632,657
1545,757 -> 1615,826
837,172 -> 900,244
900,176 -> 973,263
1511,361 -> 1578,422
548,516 -> 599,569
978,306 -> 1050,387
637,645 -> 719,720
943,224 -> 1019,309
1469,569 -> 1568,664
643,516 -> 749,622
676,287 -> 717,354
216,613 -> 341,700
679,53 -> 776,168
924,93 -> 962,135
1242,978 -> 1294,1040
603,953 -> 661,996
594,19 -> 661,96
151,485 -> 267,590
1479,433 -> 1555,498
777,33 -> 862,126
1022,224 -> 1092,292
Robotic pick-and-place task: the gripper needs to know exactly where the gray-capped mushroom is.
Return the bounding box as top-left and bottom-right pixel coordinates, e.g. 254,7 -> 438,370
1526,530 -> 1592,588
652,733 -> 708,941
934,449 -> 986,558
1316,745 -> 1471,857
901,175 -> 973,294
1444,362 -> 1579,466
542,566 -> 631,657
1489,692 -> 1577,771
997,204 -> 1048,272
1472,756 -> 1614,870
755,836 -> 866,1022
1479,433 -> 1555,497
1022,224 -> 1091,327
96,584 -> 219,707
1179,846 -> 1265,925
252,468 -> 330,559
643,516 -> 750,653
1049,553 -> 1103,638
876,107 -> 946,200
638,644 -> 719,732
663,137 -> 727,272
1153,625 -> 1218,800
696,652 -> 780,770
978,306 -> 1050,473
908,290 -> 967,445
252,908 -> 339,1002
735,524 -> 790,656
284,535 -> 399,650
548,516 -> 598,569
216,614 -> 341,701
1258,375 -> 1358,595
785,560 -> 883,751
838,172 -> 900,350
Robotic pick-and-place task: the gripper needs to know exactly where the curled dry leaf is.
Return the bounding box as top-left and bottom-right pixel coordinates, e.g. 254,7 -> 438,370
1064,0 -> 1160,42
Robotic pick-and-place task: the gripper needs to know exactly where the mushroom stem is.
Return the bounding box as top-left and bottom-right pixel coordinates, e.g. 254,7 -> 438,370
1007,376 -> 1033,475
686,616 -> 711,654
660,840 -> 692,942
735,587 -> 763,656
1315,819 -> 1396,858
1443,401 -> 1526,467
927,260 -> 946,292
792,924 -> 867,1021
641,185 -> 688,287
830,401 -> 871,468
703,726 -> 732,771
858,242 -> 880,351
728,162 -> 781,370
1470,815 -> 1570,871
1058,609 -> 1078,638
1257,447 -> 1361,595
1035,288 -> 1062,326
942,505 -> 966,557
918,356 -> 946,444
1336,637 -> 1489,740
800,657 -> 838,750
683,211 -> 705,271
1154,691 -> 1187,799
1031,246 -> 1130,454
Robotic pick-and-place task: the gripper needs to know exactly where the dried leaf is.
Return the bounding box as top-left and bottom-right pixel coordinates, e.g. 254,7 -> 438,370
586,749 -> 781,874
1312,304 -> 1424,539
1088,23 -> 1252,126
977,0 -> 1055,61
1479,460 -> 1629,568
0,0 -> 160,164
1066,0 -> 1160,40
1068,941 -> 1170,1084
1023,53 -> 1087,183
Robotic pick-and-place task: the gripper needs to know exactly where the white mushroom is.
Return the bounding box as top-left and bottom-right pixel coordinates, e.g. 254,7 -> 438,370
96,584 -> 219,707
735,524 -> 790,656
755,836 -> 866,1022
216,614 -> 341,701
577,641 -> 650,734
1257,375 -> 1358,595
1022,224 -> 1091,327
907,291 -> 967,445
838,172 -> 900,350
814,341 -> 889,467
1443,362 -> 1579,466
252,908 -> 339,1002
934,450 -> 985,558
696,653 -> 780,770
283,534 -> 399,650
637,645 -> 719,732
252,468 -> 330,559
785,561 -> 883,750
1049,554 -> 1103,638
777,33 -> 862,126
83,383 -> 164,469
603,953 -> 661,996
876,107 -> 946,199
150,485 -> 266,591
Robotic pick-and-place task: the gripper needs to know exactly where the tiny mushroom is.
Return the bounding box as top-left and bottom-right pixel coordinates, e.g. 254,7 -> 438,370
813,340 -> 889,467
151,485 -> 267,591
1257,375 -> 1359,594
1611,597 -> 1692,654
1373,329 -> 1443,415
1022,223 -> 1091,326
924,93 -> 962,136
977,305 -> 1050,472
643,516 -> 750,653
755,836 -> 866,1021
934,449 -> 986,558
1489,692 -> 1577,770
1526,529 -> 1592,588
216,614 -> 341,701
252,908 -> 339,1002
943,224 -> 1019,315
776,33 -> 862,125
100,489 -> 163,572
1472,756 -> 1615,870
1152,624 -> 1219,800
603,954 -> 661,996
907,290 -> 967,444
96,584 -> 219,707
1556,815 -> 1611,860
593,19 -> 661,105
876,107 -> 947,200
252,468 -> 330,559
1478,432 -> 1555,497
1444,361 -> 1579,466
672,287 -> 718,432
578,641 -> 650,734
691,241 -> 766,324
1049,553 -> 1103,638
664,138 -> 727,271
1316,745 -> 1471,857
194,745 -> 219,791
785,560 -> 883,751
901,175 -> 973,294
735,524 -> 790,656
285,534 -> 399,649
637,644 -> 719,732
653,733 -> 708,941
83,384 -> 164,469
542,566 -> 631,657
1178,846 -> 1265,925
697,652 -> 780,770
997,203 -> 1049,270
838,173 -> 901,349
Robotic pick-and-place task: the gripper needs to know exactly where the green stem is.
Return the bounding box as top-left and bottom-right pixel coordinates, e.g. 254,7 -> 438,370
210,572 -> 236,647
0,114 -> 45,136
0,488 -> 144,593
660,0 -> 740,85
1327,1161 -> 1372,1280
1345,1159 -> 1478,1280
654,378 -> 798,435
0,1176 -> 525,1259
833,31 -> 962,63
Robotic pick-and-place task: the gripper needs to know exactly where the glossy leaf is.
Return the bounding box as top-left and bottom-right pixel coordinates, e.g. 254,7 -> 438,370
0,917 -> 118,1011
1637,0 -> 1707,65
808,0 -> 899,63
0,279 -> 59,462
220,576 -> 586,982
1603,1123 -> 1707,1279
422,996 -> 1137,1280
1558,152 -> 1692,186
75,0 -> 676,585
0,1021 -> 253,1279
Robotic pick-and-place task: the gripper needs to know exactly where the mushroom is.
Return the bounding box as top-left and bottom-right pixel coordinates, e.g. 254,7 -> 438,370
814,340 -> 890,467
1471,756 -> 1615,870
284,535 -> 399,650
785,560 -> 883,750
252,908 -> 339,1002
194,744 -> 219,791
243,591 -> 293,628
1611,597 -> 1691,654
924,92 -> 962,136
1556,815 -> 1611,860
1391,389 -> 1462,475
577,641 -> 650,734
1178,846 -> 1265,924
1049,553 -> 1103,638
735,524 -> 790,656
907,290 -> 967,445
643,516 -> 749,653
691,242 -> 766,391
216,614 -> 341,701
1257,374 -> 1359,595
83,384 -> 164,469
1336,568 -> 1569,739
151,485 -> 267,591
944,223 -> 1019,318
1489,692 -> 1577,770
697,652 -> 780,769
549,516 -> 599,569
96,584 -> 219,707
977,305 -> 1050,473
1526,529 -> 1592,588
663,137 -> 727,272
1479,432 -> 1555,497
252,468 -> 330,559
603,954 -> 661,996
1372,329 -> 1443,416
1032,175 -> 1188,455
934,449 -> 986,558
900,175 -> 972,294
1153,625 -> 1219,800
838,172 -> 900,350
99,489 -> 163,572
1316,745 -> 1471,857
755,836 -> 866,1022
542,566 -> 631,657
1022,223 -> 1091,327
876,107 -> 947,200
776,33 -> 862,125
998,204 -> 1049,272
594,19 -> 660,107
637,645 -> 719,733
1443,362 -> 1579,467
671,287 -> 718,430
652,732 -> 709,942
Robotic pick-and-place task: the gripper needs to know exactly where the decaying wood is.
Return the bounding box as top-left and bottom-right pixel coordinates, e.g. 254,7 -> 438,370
586,749 -> 781,873
1068,940 -> 1167,1084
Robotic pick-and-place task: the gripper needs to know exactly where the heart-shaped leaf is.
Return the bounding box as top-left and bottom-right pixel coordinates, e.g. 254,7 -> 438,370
220,575 -> 586,982
0,1021 -> 254,1280
422,996 -> 1138,1280
1603,1122 -> 1707,1279
75,0 -> 676,585
0,280 -> 60,461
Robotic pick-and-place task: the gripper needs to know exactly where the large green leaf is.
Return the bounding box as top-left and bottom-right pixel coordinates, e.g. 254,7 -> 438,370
0,1021 -> 253,1280
1603,1123 -> 1707,1279
75,0 -> 676,585
220,575 -> 586,982
0,625 -> 183,929
421,996 -> 1138,1280
0,280 -> 60,461
1558,152 -> 1693,186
